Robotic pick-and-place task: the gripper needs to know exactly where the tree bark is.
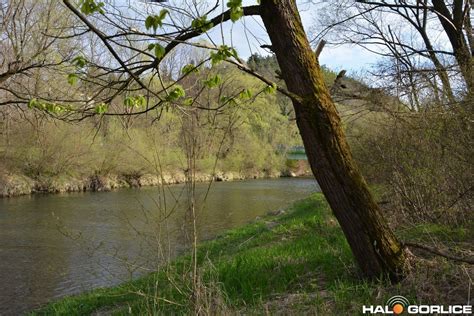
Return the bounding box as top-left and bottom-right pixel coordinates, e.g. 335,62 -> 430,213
260,0 -> 409,280
432,0 -> 473,95
417,28 -> 455,102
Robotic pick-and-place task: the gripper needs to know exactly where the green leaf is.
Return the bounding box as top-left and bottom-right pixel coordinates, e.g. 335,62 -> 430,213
124,96 -> 134,107
79,0 -> 105,15
45,103 -> 55,112
210,52 -> 223,65
227,0 -> 243,22
191,15 -> 213,32
203,75 -> 222,88
166,86 -> 186,101
263,83 -> 277,94
123,96 -> 146,108
27,99 -> 67,114
54,104 -> 65,114
145,10 -> 168,31
183,98 -> 194,106
154,44 -> 166,59
94,103 -> 108,114
136,96 -> 146,107
145,42 -> 166,59
181,64 -> 198,75
147,43 -> 155,51
28,98 -> 38,109
158,9 -> 168,20
145,16 -> 154,30
67,73 -> 79,85
210,45 -> 238,65
72,56 -> 87,68
220,96 -> 237,106
41,102 -> 65,114
239,88 -> 252,99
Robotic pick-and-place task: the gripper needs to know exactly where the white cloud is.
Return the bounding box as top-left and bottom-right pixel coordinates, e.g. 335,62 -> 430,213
319,45 -> 379,72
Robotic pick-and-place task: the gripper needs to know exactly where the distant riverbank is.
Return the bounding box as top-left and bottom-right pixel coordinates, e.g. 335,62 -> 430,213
0,163 -> 311,198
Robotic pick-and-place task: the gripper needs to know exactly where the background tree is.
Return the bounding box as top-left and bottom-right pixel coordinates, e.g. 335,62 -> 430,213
0,0 -> 80,164
312,0 -> 473,105
311,0 -> 473,256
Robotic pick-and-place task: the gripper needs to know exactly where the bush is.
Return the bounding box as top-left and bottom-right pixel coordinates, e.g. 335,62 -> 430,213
350,106 -> 473,226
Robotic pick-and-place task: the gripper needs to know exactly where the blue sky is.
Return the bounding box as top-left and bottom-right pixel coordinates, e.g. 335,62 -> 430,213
132,0 -> 380,73
201,1 -> 379,73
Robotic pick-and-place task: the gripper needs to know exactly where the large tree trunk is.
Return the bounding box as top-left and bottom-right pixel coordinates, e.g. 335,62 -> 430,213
260,0 -> 409,280
432,0 -> 473,95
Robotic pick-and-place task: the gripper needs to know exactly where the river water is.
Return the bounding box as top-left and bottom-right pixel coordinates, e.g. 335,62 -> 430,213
0,178 -> 319,315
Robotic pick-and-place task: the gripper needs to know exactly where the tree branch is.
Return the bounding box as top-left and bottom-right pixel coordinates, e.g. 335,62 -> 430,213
62,1 -> 261,106
314,39 -> 326,59
225,59 -> 303,103
62,0 -> 157,99
137,5 -> 261,76
404,242 -> 474,264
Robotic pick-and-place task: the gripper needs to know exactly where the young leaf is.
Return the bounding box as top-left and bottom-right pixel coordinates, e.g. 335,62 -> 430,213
136,96 -> 146,107
221,96 -> 237,106
191,15 -> 213,32
183,98 -> 194,106
166,86 -> 186,101
154,44 -> 166,59
145,10 -> 168,31
79,0 -> 105,15
239,89 -> 252,99
147,43 -> 155,51
72,56 -> 87,68
67,73 -> 79,85
210,45 -> 238,65
227,0 -> 243,22
203,75 -> 222,88
124,96 -> 134,107
145,16 -> 154,30
95,103 -> 108,114
158,9 -> 168,21
181,64 -> 198,75
28,98 -> 38,109
263,83 -> 277,94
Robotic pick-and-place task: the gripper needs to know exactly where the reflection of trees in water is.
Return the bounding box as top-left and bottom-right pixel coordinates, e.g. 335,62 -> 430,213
0,179 -> 317,314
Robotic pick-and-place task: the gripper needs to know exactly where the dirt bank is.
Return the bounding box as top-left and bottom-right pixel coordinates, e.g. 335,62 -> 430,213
0,169 -> 304,198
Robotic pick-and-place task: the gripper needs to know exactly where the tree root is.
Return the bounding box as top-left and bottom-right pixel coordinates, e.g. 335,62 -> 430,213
404,242 -> 474,265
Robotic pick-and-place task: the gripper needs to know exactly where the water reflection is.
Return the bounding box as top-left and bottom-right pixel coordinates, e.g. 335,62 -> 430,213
0,178 -> 318,315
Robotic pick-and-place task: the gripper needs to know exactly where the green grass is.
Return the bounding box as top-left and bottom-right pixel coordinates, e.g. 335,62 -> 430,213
32,193 -> 472,315
397,223 -> 472,243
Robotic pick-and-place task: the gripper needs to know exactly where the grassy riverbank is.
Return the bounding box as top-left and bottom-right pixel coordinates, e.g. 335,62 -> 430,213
32,193 -> 472,315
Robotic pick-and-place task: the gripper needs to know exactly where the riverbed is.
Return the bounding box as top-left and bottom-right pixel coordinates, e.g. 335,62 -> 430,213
0,178 -> 319,315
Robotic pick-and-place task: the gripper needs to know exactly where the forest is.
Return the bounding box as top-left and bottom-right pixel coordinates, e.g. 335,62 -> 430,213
0,0 -> 472,315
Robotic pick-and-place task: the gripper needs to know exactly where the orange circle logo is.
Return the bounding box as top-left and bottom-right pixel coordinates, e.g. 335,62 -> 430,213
393,303 -> 404,314
386,295 -> 409,315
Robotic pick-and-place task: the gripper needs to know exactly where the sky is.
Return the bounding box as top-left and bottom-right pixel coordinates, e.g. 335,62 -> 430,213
200,0 -> 380,73
131,0 -> 380,73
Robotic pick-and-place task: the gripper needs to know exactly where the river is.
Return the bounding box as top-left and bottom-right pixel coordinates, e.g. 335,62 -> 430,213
0,178 -> 319,315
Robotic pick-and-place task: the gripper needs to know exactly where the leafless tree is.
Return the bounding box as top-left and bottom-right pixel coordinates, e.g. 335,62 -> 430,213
312,0 -> 473,104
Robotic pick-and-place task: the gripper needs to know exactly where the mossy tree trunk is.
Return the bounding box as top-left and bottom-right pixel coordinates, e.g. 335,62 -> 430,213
260,0 -> 409,280
432,0 -> 473,96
